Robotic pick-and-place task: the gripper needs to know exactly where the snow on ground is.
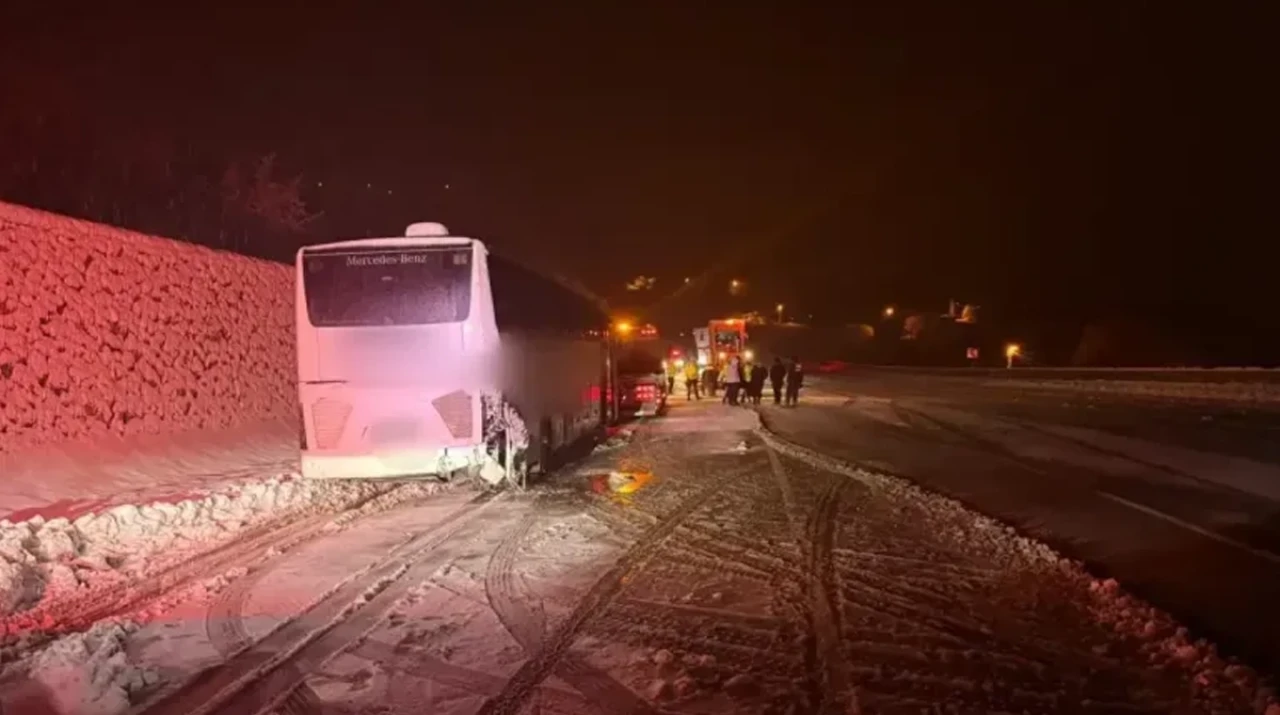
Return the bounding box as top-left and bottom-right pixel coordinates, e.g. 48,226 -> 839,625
6,399 -> 1275,713
758,425 -> 1275,713
0,467 -> 451,673
984,377 -> 1280,405
0,418 -> 297,524
0,475 -> 460,714
256,401 -> 1274,714
0,620 -> 160,715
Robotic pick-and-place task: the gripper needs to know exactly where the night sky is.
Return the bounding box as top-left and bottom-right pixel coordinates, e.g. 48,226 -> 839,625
1,3 -> 1272,356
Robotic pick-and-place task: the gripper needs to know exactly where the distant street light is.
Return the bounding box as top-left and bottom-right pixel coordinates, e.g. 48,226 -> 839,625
883,305 -> 896,319
776,303 -> 785,322
1005,343 -> 1022,369
684,277 -> 691,284
730,279 -> 741,289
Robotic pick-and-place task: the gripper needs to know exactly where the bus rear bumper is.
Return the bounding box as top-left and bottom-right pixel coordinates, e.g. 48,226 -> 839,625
300,445 -> 485,480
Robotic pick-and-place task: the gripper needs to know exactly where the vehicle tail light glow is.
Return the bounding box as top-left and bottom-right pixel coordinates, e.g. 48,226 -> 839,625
311,398 -> 353,449
432,389 -> 474,440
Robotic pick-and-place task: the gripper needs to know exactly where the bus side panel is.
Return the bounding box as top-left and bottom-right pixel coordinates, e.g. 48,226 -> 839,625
498,330 -> 606,467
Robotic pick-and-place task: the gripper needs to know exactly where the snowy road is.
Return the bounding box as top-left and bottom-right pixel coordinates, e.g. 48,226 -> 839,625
770,371 -> 1280,681
13,398 -> 1259,714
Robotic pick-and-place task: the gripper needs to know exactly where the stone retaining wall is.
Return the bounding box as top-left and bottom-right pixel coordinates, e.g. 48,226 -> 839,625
0,202 -> 295,453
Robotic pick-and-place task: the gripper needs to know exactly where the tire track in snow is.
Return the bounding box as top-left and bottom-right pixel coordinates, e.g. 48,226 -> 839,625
39,482 -> 408,642
198,483 -> 445,714
593,597 -> 804,673
474,465 -> 739,715
483,513 -> 655,714
138,490 -> 500,715
577,434 -> 835,709
755,423 -> 1148,712
350,638 -> 602,715
775,446 -> 855,715
204,557 -> 325,715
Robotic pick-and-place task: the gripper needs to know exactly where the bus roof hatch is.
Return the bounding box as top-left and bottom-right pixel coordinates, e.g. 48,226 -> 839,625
405,222 -> 449,237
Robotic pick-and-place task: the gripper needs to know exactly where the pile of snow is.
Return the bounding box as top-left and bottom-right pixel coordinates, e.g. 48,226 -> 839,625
0,201 -> 294,455
1086,577 -> 1277,713
0,474 -> 455,714
0,474 -> 445,639
984,377 -> 1280,404
0,621 -> 154,715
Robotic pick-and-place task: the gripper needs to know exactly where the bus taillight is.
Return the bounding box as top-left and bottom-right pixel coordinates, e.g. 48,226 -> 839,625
432,390 -> 475,440
311,398 -> 353,450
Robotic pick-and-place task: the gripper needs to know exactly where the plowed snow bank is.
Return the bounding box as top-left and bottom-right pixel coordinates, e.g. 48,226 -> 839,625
0,473 -> 442,631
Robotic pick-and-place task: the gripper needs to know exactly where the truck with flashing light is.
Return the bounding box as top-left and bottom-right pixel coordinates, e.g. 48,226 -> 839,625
698,319 -> 750,369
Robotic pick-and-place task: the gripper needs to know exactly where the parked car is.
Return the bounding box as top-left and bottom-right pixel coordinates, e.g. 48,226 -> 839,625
816,359 -> 850,373
616,347 -> 668,417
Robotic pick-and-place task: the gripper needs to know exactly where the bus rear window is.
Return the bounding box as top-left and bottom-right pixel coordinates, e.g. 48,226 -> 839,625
302,247 -> 472,326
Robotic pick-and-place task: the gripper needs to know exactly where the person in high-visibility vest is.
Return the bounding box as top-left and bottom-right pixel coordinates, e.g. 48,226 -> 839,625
682,360 -> 701,400
663,359 -> 679,395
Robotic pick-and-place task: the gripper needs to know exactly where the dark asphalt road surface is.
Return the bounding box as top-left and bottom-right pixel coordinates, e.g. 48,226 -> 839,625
759,370 -> 1280,679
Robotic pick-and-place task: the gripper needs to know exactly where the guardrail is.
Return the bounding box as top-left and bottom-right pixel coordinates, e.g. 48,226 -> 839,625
831,365 -> 1280,384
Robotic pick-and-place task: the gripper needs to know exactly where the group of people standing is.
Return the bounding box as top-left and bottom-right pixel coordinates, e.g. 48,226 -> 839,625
676,355 -> 804,407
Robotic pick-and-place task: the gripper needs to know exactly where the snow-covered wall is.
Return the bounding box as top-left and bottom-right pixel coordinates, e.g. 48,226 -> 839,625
0,202 -> 295,454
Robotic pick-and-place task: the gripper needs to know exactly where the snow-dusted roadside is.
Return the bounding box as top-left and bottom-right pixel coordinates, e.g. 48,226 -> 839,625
7,403 -> 1277,714
983,377 -> 1280,405
292,403 -> 1274,714
759,424 -> 1279,714
0,472 -> 454,713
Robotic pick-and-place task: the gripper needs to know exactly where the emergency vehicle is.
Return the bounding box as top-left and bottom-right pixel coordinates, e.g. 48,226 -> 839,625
694,318 -> 750,369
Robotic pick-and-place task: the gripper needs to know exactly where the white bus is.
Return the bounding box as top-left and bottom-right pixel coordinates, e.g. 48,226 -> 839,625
295,222 -> 609,482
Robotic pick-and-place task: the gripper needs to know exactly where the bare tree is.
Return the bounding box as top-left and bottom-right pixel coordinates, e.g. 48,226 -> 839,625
220,154 -> 322,249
